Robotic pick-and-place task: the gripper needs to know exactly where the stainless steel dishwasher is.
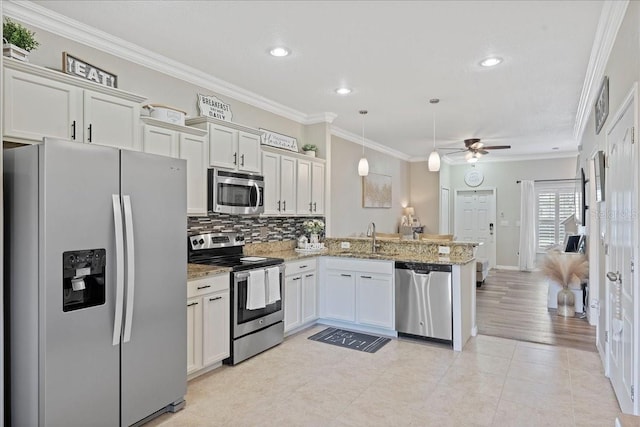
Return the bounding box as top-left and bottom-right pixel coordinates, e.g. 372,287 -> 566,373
395,262 -> 453,343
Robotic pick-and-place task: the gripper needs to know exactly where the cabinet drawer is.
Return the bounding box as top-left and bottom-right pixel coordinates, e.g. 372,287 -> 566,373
286,258 -> 317,275
324,257 -> 393,274
188,273 -> 229,298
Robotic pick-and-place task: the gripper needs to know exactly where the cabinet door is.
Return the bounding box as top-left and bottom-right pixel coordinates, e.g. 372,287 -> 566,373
301,271 -> 317,324
356,273 -> 394,329
187,297 -> 203,374
284,275 -> 302,332
209,124 -> 237,169
296,159 -> 312,214
179,133 -> 209,216
262,151 -> 281,214
280,155 -> 297,215
202,290 -> 230,366
84,90 -> 141,150
324,271 -> 356,322
311,162 -> 325,215
3,68 -> 82,143
142,124 -> 176,157
238,131 -> 261,173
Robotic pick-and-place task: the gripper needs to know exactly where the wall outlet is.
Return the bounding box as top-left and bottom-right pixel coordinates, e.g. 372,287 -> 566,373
341,241 -> 351,249
439,246 -> 450,254
260,227 -> 269,238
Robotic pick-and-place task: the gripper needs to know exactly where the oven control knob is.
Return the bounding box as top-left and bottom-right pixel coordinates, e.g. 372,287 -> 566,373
199,238 -> 205,245
192,239 -> 199,246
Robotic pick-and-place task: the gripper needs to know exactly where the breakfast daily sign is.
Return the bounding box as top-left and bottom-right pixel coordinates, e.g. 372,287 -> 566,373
63,52 -> 118,88
197,94 -> 233,122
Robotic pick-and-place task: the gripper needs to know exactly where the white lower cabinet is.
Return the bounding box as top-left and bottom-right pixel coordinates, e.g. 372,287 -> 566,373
187,273 -> 230,378
320,257 -> 394,331
284,259 -> 318,334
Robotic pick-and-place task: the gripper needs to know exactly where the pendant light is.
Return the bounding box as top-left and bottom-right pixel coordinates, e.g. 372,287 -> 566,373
428,98 -> 441,172
358,110 -> 369,176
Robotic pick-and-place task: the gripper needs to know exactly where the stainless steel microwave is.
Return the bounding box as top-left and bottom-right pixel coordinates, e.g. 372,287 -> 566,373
208,168 -> 264,215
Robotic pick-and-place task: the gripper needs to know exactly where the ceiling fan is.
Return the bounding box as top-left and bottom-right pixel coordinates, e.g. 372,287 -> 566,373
441,138 -> 511,162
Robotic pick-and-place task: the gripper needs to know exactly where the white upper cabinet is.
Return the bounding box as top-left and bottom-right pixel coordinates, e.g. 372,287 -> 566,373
311,161 -> 325,215
187,117 -> 262,174
296,158 -> 312,214
3,59 -> 145,148
141,117 -> 208,216
262,151 -> 297,215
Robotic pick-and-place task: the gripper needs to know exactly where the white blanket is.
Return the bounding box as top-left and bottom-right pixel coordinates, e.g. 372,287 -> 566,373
246,269 -> 266,310
266,267 -> 281,304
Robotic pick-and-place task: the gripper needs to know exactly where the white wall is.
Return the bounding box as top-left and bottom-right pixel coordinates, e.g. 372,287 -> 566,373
330,135 -> 410,237
409,161 -> 439,234
448,157 -> 577,267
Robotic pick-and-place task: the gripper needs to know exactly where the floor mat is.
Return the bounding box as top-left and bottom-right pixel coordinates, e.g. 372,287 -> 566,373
308,327 -> 390,353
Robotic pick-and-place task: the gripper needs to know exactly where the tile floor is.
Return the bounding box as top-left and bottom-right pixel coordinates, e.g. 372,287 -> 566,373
150,326 -> 622,426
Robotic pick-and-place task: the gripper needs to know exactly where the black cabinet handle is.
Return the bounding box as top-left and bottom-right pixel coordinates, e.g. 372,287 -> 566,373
292,277 -> 301,281
209,296 -> 223,302
283,200 -> 286,211
313,202 -> 317,212
305,274 -> 314,278
277,200 -> 281,211
233,152 -> 237,165
299,265 -> 308,269
361,275 -> 372,279
71,120 -> 76,140
340,274 -> 352,277
309,202 -> 313,212
197,285 -> 211,290
87,124 -> 92,142
187,301 -> 198,307
240,154 -> 245,166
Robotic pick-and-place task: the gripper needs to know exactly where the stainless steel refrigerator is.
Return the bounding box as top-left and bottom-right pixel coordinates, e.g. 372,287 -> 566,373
4,138 -> 187,426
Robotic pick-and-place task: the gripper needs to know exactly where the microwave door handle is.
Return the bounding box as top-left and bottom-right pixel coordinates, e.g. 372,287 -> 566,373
253,182 -> 260,211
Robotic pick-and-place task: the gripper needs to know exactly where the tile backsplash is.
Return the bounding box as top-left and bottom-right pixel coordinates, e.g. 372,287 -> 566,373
187,214 -> 325,243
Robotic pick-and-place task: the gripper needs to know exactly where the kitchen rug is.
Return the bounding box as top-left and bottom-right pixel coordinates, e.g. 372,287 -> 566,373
308,327 -> 390,353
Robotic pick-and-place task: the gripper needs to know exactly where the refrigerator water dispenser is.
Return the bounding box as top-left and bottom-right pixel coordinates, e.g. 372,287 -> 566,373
62,249 -> 106,312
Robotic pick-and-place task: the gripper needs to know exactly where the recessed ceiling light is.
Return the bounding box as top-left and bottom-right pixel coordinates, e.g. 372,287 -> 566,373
480,57 -> 503,67
269,47 -> 290,57
552,147 -> 560,150
335,87 -> 352,95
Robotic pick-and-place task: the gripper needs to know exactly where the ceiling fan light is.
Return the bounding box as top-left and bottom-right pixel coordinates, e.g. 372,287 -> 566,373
358,157 -> 369,176
428,150 -> 440,172
467,155 -> 479,164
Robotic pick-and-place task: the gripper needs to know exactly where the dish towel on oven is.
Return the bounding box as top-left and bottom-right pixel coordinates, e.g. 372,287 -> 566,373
266,267 -> 281,304
246,269 -> 266,310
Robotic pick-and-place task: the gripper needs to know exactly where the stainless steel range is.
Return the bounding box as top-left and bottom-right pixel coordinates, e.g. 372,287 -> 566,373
188,232 -> 285,365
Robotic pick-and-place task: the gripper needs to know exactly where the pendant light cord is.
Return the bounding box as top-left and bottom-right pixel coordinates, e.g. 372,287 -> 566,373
359,110 -> 368,155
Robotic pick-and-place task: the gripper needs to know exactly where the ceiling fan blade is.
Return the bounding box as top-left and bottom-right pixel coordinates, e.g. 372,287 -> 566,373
483,145 -> 511,150
477,149 -> 489,155
464,138 -> 481,148
439,147 -> 465,151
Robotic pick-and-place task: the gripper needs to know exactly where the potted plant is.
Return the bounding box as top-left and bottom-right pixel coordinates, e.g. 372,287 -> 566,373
302,144 -> 318,157
3,18 -> 39,62
540,251 -> 588,317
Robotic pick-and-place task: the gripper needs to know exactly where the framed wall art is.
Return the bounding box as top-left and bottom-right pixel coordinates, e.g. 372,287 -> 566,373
362,173 -> 392,208
595,76 -> 609,135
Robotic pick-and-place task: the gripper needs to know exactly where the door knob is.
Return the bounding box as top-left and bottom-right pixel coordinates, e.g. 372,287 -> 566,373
606,271 -> 620,282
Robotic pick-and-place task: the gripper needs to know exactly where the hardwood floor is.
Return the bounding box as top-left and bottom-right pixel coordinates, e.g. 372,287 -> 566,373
476,268 -> 597,352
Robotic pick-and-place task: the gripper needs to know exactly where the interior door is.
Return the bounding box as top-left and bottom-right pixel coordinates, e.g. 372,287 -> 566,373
455,189 -> 496,267
605,90 -> 637,414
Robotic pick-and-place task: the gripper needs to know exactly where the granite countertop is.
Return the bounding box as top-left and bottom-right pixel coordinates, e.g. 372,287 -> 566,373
187,263 -> 232,280
265,249 -> 474,265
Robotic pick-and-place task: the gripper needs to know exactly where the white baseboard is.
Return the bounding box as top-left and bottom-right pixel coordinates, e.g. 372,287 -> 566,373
495,265 -> 520,271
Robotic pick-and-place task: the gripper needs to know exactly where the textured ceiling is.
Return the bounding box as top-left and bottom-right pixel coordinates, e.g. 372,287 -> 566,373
30,0 -> 603,161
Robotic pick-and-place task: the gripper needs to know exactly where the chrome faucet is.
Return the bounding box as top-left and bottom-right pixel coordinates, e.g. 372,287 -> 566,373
366,222 -> 380,253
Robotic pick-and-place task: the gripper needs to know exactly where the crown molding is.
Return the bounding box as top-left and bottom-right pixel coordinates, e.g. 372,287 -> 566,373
330,126 -> 411,161
443,151 -> 578,165
1,0 -> 332,125
573,0 -> 629,143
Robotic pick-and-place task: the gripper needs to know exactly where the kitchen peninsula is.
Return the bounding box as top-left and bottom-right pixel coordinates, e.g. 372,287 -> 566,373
240,237 -> 478,352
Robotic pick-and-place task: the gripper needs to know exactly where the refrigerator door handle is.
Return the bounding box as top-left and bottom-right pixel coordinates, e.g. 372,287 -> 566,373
123,195 -> 136,343
112,195 -> 125,346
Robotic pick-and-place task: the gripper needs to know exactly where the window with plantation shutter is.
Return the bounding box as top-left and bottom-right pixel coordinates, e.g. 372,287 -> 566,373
536,184 -> 576,252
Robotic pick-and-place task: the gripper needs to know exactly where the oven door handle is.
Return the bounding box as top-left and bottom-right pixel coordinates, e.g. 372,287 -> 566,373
234,264 -> 285,282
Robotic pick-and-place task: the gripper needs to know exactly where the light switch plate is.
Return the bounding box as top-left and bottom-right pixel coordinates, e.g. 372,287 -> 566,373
341,241 -> 351,249
439,246 -> 450,254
